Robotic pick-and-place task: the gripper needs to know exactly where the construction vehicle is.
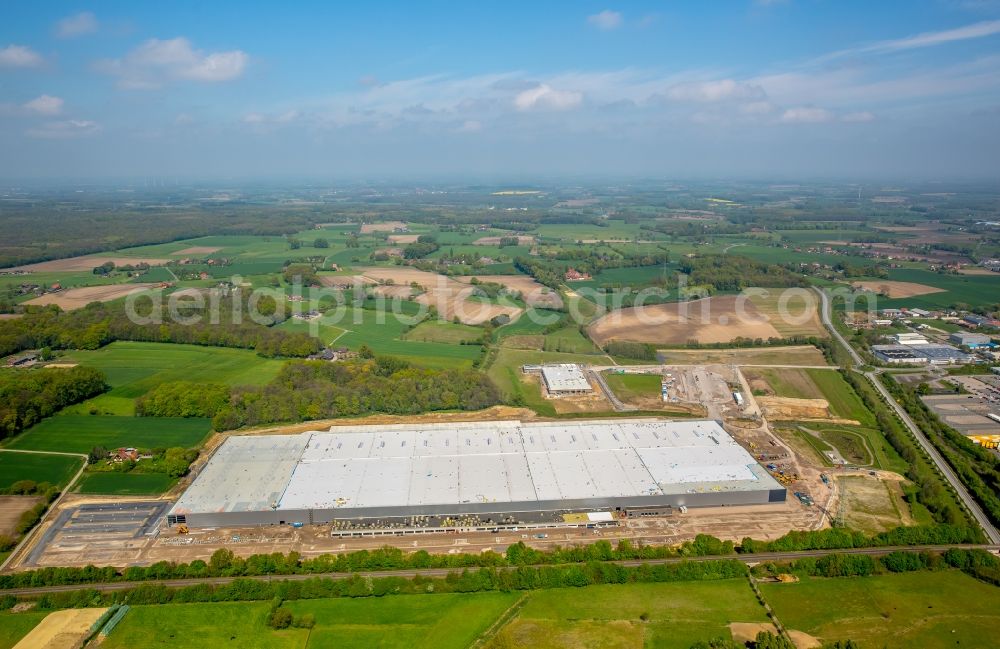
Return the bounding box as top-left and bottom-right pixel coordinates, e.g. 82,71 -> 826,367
176,524 -> 189,535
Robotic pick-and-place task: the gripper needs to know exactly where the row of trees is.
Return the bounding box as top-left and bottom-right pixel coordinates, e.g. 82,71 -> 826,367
6,549 -> 998,626
211,356 -> 503,430
0,366 -> 107,440
841,371 -> 972,527
881,374 -> 1000,528
0,298 -> 321,359
0,523 -> 978,591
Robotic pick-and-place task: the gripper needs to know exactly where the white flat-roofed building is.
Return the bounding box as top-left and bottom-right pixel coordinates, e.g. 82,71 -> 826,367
893,333 -> 929,345
168,419 -> 785,529
539,364 -> 592,395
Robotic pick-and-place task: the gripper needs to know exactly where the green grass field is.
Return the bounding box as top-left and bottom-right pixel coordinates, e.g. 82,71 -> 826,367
542,327 -> 601,353
101,592 -> 519,649
604,372 -> 661,401
8,416 -> 210,453
487,347 -> 613,415
75,472 -> 176,495
318,306 -> 481,368
761,571 -> 1000,648
865,268 -> 1000,309
752,368 -> 874,426
500,580 -> 768,649
59,342 -> 285,416
0,452 -> 82,489
402,321 -> 483,344
0,611 -> 48,649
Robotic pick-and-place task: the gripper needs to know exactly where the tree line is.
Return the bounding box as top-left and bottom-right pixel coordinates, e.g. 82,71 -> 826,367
0,296 -> 321,360
841,370 -> 972,527
210,355 -> 503,430
0,523 -> 981,591
881,373 -> 1000,528
0,366 -> 107,440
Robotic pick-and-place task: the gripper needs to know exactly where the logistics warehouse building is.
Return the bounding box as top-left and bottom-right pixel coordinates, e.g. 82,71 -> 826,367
167,419 -> 785,529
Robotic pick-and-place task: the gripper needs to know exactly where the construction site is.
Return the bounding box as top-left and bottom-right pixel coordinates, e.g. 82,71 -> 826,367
5,352 -> 905,571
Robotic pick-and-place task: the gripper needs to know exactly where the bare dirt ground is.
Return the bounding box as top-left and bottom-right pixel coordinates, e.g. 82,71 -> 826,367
588,296 -> 782,347
12,256 -> 170,272
747,292 -> 826,338
12,608 -> 106,649
657,345 -> 828,366
360,221 -> 408,233
317,274 -> 374,288
387,234 -> 419,244
172,246 -> 221,255
850,280 -> 945,298
22,283 -> 159,310
837,475 -> 913,534
0,496 -> 41,536
730,623 -> 779,645
360,267 -> 522,325
371,285 -> 416,299
757,397 -> 833,421
456,275 -> 563,309
473,235 -> 535,245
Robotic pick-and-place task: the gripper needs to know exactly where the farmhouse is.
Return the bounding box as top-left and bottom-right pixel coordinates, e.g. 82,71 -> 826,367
166,419 -> 786,530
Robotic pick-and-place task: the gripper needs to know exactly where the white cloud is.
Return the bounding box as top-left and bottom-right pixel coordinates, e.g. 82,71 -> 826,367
26,120 -> 101,139
821,19 -> 1000,61
97,37 -> 248,88
0,44 -> 43,68
514,84 -> 583,111
780,107 -> 834,123
588,10 -> 623,31
667,79 -> 766,102
23,95 -> 64,115
56,11 -> 98,38
458,119 -> 482,132
842,111 -> 876,122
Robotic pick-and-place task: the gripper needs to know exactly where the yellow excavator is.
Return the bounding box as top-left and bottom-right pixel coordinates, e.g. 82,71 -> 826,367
176,524 -> 189,535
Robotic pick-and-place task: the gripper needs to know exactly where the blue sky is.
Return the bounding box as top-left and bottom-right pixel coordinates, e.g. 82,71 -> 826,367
1,1 -> 1000,179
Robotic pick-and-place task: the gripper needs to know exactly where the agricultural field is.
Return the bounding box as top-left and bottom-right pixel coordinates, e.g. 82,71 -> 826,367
849,268 -> 1000,309
58,342 -> 286,416
0,451 -> 82,490
657,345 -> 828,366
310,306 -> 483,368
0,611 -> 48,649
401,321 -> 483,344
22,283 -> 161,311
8,416 -> 210,454
99,592 -> 519,649
0,495 -> 41,536
588,295 -> 784,347
491,580 -> 769,649
75,472 -> 176,495
761,570 -> 1000,649
604,372 -> 662,402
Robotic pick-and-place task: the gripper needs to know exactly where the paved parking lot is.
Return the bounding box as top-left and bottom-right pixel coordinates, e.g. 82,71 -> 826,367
921,379 -> 1000,436
26,501 -> 169,567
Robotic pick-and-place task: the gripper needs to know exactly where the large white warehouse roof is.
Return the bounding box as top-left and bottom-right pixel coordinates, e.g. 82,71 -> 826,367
172,419 -> 780,517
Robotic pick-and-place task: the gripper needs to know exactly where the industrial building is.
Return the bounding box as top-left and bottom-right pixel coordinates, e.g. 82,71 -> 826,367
167,419 -> 785,530
893,333 -> 929,345
949,332 -> 994,349
914,344 -> 974,364
523,363 -> 593,396
872,345 -> 927,365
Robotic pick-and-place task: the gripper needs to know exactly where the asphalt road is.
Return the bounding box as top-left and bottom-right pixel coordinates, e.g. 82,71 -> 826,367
2,544 -> 996,596
814,287 -> 1000,544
